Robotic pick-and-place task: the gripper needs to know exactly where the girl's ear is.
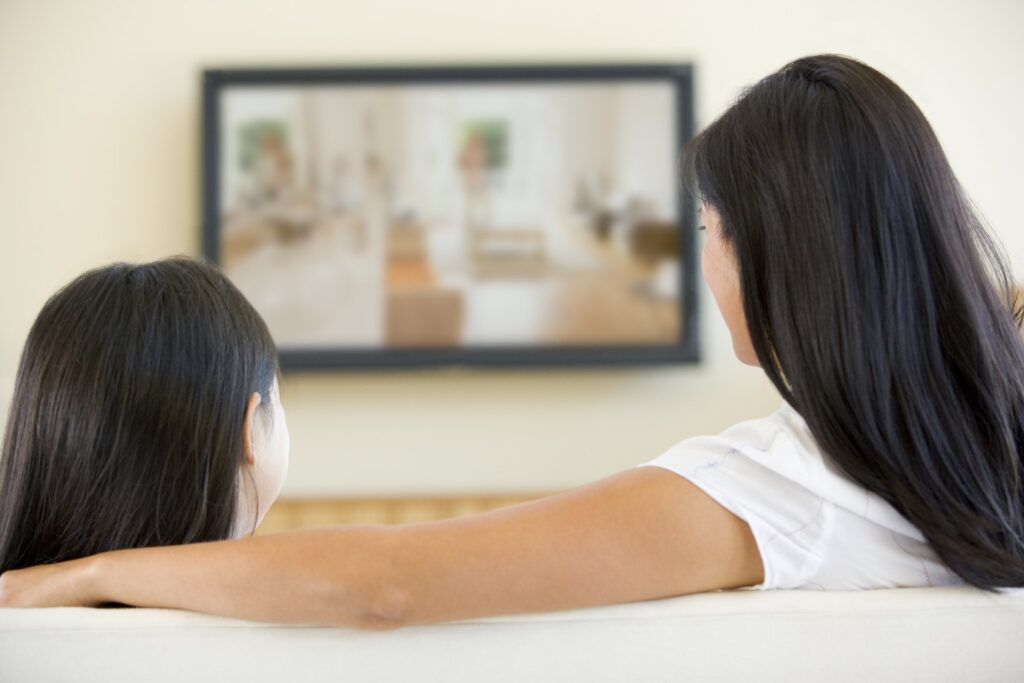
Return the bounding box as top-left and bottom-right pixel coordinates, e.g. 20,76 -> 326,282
240,392 -> 262,466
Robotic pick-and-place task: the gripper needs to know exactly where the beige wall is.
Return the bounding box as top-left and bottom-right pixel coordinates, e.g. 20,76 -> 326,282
1,0 -> 1021,497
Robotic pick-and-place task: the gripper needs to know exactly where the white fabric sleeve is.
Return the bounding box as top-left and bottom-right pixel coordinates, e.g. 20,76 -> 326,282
634,410 -> 835,590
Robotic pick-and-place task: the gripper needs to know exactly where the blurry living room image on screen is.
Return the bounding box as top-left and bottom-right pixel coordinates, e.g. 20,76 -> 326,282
218,81 -> 683,350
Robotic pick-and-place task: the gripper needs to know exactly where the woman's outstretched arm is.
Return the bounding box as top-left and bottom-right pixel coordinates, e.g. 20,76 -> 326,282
0,466 -> 764,629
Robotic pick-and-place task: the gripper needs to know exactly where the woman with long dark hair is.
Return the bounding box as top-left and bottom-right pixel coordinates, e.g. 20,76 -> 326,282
0,258 -> 289,574
1,54 -> 1021,627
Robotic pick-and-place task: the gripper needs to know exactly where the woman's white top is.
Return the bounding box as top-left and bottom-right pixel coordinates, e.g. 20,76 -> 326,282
635,401 -> 965,590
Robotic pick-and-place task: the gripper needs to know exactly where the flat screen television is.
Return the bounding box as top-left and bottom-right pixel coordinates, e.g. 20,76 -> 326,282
201,63 -> 698,369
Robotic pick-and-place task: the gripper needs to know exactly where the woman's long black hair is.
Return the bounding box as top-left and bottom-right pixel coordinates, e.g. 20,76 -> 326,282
0,257 -> 279,572
688,54 -> 1024,590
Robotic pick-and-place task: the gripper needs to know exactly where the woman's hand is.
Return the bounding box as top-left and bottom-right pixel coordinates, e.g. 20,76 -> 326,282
0,556 -> 102,608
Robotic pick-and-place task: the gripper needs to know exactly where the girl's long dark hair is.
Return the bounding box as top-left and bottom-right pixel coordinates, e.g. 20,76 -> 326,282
688,54 -> 1024,590
0,257 -> 278,572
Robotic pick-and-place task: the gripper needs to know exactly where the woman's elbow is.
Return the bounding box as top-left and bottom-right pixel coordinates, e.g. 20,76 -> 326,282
357,581 -> 412,631
338,528 -> 414,631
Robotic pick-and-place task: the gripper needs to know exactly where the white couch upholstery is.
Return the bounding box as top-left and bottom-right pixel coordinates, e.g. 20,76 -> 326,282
3,585 -> 1023,682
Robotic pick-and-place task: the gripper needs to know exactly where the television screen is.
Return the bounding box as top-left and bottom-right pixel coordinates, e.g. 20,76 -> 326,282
202,64 -> 698,369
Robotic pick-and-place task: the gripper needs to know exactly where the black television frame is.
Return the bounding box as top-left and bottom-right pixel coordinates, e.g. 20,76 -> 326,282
201,63 -> 699,370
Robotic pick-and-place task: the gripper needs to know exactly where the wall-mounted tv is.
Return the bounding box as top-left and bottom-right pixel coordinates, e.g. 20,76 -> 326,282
202,63 -> 698,369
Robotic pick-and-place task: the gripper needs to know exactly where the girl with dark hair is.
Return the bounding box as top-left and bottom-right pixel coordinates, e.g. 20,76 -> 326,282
1,54 -> 1021,627
0,258 -> 289,574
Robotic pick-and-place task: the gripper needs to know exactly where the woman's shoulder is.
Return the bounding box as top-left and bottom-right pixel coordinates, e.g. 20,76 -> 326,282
657,400 -> 826,485
640,402 -> 929,542
636,403 -> 835,589
637,403 -> 962,590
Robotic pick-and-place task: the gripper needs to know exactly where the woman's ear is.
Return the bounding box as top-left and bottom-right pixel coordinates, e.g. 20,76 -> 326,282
240,392 -> 262,467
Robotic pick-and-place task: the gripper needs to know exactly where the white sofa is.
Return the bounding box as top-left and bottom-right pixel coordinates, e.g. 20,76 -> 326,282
2,585 -> 1023,682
